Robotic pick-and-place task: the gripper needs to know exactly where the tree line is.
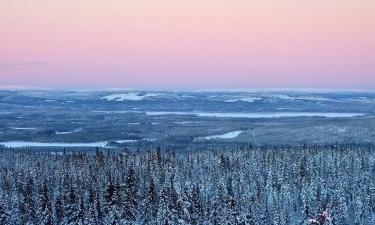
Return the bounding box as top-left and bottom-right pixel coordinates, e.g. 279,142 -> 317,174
0,144 -> 374,224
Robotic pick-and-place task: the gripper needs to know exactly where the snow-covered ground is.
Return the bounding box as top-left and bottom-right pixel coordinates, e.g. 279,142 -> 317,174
127,122 -> 140,125
174,121 -> 200,124
10,127 -> 37,130
101,92 -> 161,101
114,140 -> 137,144
146,111 -> 364,118
0,141 -> 108,148
224,97 -> 262,103
142,138 -> 157,142
0,138 -> 158,148
55,128 -> 81,135
203,130 -> 243,140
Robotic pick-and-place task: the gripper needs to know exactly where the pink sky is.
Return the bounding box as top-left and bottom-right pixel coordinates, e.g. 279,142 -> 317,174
0,0 -> 374,89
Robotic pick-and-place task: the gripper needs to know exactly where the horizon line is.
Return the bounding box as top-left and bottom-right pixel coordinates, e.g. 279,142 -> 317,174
0,85 -> 374,93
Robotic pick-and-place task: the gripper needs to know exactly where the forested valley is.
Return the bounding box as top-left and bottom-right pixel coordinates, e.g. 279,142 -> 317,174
0,144 -> 374,225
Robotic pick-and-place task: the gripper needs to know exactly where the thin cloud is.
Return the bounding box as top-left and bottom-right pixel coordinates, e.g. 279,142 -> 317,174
0,61 -> 49,68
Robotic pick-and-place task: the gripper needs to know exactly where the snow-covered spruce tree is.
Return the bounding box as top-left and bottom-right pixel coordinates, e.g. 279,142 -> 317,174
62,185 -> 80,225
226,177 -> 244,225
259,203 -> 270,225
333,188 -> 348,225
122,166 -> 138,224
37,180 -> 53,225
54,193 -> 64,225
86,188 -> 98,225
0,144 -> 374,224
157,173 -> 178,225
300,181 -> 310,225
209,185 -> 226,225
77,195 -> 88,225
103,179 -> 121,225
176,189 -> 192,225
190,185 -> 203,225
0,192 -> 10,225
245,206 -> 255,225
227,195 -> 243,225
142,178 -> 158,224
95,191 -> 104,225
273,201 -> 281,225
20,175 -> 37,224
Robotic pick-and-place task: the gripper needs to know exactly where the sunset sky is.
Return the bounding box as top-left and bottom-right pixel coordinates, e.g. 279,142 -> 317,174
0,0 -> 374,89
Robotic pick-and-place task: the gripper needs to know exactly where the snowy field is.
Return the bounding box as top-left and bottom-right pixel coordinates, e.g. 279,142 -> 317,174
0,141 -> 109,148
146,111 -> 364,118
203,130 -> 243,139
1,89 -> 375,148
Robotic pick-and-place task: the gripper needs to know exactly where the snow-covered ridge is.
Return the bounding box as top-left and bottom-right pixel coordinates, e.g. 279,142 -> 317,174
101,92 -> 161,101
269,94 -> 338,102
224,97 -> 262,103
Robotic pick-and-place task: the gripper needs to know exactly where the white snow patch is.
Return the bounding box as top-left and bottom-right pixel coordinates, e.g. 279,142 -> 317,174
225,97 -> 262,103
174,121 -> 199,124
101,92 -> 161,101
203,130 -> 243,140
0,141 -> 108,148
346,97 -> 375,103
270,94 -> 336,102
143,138 -> 157,142
337,127 -> 347,133
11,127 -> 37,130
50,152 -> 64,155
127,122 -> 140,125
55,131 -> 74,135
271,94 -> 294,100
55,129 -> 81,135
114,140 -> 138,144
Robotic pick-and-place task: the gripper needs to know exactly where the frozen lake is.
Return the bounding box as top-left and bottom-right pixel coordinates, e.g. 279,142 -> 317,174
146,111 -> 364,118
